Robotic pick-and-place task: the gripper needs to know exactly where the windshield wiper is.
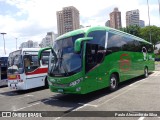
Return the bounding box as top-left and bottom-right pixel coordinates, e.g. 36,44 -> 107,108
50,49 -> 58,74
58,49 -> 69,76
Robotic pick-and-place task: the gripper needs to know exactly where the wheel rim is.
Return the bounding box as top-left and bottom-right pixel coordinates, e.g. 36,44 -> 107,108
145,68 -> 148,77
111,77 -> 116,89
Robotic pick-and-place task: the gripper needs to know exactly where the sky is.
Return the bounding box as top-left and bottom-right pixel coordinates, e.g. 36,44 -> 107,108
0,0 -> 160,56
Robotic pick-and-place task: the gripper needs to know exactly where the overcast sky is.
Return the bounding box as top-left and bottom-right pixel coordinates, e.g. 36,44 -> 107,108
0,0 -> 159,56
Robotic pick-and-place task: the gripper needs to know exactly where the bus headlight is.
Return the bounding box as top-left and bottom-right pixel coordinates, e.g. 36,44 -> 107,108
69,78 -> 83,87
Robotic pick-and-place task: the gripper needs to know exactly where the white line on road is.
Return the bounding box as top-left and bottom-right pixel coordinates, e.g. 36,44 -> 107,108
13,94 -> 34,100
55,103 -> 98,120
78,103 -> 98,107
13,98 -> 58,111
97,78 -> 147,107
138,117 -> 145,120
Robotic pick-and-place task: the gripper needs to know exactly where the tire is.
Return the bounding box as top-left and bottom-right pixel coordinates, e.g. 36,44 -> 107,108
109,74 -> 118,92
144,67 -> 148,78
44,77 -> 49,88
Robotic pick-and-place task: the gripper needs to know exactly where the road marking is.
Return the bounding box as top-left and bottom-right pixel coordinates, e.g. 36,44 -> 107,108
97,79 -> 147,107
78,103 -> 98,107
55,103 -> 97,120
74,103 -> 97,111
13,98 -> 58,111
13,94 -> 34,100
138,117 -> 145,120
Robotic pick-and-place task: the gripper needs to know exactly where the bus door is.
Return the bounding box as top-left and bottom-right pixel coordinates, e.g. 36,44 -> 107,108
85,43 -> 106,91
85,30 -> 107,91
85,43 -> 99,91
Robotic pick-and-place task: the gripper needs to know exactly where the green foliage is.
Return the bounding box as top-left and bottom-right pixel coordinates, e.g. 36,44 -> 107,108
140,26 -> 160,47
119,25 -> 141,37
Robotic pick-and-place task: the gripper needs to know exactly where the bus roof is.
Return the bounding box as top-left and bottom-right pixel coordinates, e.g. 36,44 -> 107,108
56,26 -> 151,44
56,26 -> 109,40
9,48 -> 41,55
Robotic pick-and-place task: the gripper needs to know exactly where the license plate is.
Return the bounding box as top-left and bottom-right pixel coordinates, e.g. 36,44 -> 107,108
8,75 -> 16,79
58,89 -> 63,93
11,84 -> 17,89
12,87 -> 16,89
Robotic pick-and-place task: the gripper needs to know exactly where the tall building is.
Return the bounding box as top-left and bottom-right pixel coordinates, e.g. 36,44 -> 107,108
126,9 -> 139,27
57,6 -> 80,36
139,20 -> 145,27
105,20 -> 110,27
109,7 -> 122,29
19,40 -> 39,49
39,32 -> 58,48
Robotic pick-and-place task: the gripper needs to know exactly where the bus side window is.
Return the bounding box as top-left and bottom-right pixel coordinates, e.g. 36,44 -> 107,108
107,32 -> 123,52
24,58 -> 31,68
41,52 -> 49,66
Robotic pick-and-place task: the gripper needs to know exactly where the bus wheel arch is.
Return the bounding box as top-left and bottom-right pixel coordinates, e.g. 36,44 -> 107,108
144,66 -> 148,78
109,72 -> 119,92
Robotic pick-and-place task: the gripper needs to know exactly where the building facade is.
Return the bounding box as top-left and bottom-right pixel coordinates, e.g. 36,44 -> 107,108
39,32 -> 58,48
105,20 -> 110,27
109,7 -> 122,29
126,9 -> 139,27
57,6 -> 80,36
19,40 -> 39,49
139,20 -> 145,27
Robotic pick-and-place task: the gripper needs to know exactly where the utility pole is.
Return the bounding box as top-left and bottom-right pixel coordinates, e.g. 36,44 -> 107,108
15,38 -> 17,50
0,32 -> 7,55
158,0 -> 160,49
147,0 -> 152,43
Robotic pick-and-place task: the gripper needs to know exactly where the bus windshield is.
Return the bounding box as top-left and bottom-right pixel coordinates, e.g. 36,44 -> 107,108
49,34 -> 84,77
7,50 -> 24,74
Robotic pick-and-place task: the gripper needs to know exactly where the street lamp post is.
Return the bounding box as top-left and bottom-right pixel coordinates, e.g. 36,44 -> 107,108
15,38 -> 17,50
0,32 -> 7,55
147,0 -> 152,43
158,0 -> 160,47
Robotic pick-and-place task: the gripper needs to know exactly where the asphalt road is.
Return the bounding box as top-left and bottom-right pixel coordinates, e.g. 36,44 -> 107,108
0,65 -> 160,120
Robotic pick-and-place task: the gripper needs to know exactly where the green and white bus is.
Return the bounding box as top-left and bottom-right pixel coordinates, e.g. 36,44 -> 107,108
38,26 -> 155,94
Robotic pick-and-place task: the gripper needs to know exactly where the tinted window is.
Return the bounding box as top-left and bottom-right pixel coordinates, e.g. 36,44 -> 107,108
146,44 -> 153,53
122,36 -> 135,51
107,32 -> 125,52
88,30 -> 106,48
134,40 -> 141,52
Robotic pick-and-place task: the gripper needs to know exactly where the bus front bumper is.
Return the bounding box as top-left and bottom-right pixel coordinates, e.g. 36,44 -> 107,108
49,85 -> 83,94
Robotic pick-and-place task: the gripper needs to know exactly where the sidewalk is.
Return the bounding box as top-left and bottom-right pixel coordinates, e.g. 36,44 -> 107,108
155,61 -> 160,71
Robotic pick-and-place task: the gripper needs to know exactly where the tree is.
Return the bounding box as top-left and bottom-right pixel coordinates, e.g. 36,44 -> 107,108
140,26 -> 160,49
119,25 -> 141,37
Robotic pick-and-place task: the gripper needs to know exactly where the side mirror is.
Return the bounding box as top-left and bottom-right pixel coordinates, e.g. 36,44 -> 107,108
74,37 -> 93,53
38,47 -> 52,60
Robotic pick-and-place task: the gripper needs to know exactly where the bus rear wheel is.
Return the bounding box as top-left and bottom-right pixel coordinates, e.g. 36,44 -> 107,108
109,74 -> 118,92
144,67 -> 148,78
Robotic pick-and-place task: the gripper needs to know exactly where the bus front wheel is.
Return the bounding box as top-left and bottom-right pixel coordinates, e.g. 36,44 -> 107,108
109,74 -> 118,92
144,67 -> 148,78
